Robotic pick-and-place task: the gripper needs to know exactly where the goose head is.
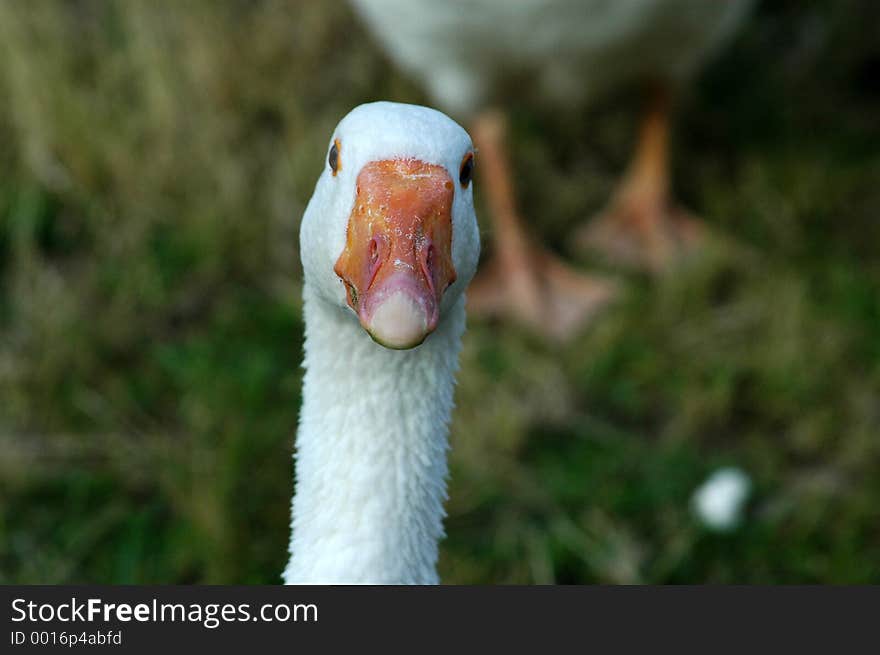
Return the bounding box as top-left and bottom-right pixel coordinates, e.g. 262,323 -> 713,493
301,102 -> 480,349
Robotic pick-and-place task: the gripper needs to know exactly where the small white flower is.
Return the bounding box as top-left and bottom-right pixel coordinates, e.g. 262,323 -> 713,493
692,467 -> 752,532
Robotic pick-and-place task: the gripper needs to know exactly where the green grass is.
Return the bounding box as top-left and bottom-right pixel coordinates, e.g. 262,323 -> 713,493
1,0 -> 879,584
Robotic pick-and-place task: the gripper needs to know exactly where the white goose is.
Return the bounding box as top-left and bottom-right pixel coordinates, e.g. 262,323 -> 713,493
351,0 -> 754,338
283,102 -> 480,584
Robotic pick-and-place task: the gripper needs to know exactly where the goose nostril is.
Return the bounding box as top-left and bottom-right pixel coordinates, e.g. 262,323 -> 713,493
369,238 -> 379,264
345,281 -> 359,309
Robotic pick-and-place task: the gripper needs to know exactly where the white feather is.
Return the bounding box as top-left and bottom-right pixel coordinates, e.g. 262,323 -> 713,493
692,467 -> 752,532
284,102 -> 480,584
350,0 -> 754,115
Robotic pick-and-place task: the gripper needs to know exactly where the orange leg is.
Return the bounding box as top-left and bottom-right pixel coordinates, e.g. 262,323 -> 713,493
467,110 -> 616,341
575,84 -> 704,272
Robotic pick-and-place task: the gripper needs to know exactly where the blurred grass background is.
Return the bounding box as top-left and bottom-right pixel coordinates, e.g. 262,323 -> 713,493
1,0 -> 879,584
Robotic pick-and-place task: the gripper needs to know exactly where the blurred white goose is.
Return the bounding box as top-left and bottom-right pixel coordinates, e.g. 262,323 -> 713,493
284,102 -> 480,584
351,0 -> 754,339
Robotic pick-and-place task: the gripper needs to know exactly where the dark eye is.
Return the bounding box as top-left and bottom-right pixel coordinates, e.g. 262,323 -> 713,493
329,139 -> 341,176
459,152 -> 474,187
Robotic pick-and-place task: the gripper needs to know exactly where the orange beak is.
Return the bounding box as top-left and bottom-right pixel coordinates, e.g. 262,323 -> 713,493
334,158 -> 457,349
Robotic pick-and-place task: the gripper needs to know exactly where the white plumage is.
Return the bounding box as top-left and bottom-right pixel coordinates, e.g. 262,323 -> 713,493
284,102 -> 480,584
351,0 -> 753,116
